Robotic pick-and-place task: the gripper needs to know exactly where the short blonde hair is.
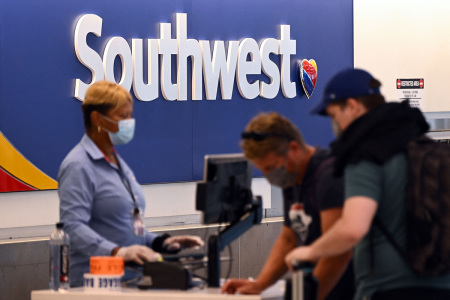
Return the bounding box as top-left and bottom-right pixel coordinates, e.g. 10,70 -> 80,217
81,81 -> 133,129
241,112 -> 305,160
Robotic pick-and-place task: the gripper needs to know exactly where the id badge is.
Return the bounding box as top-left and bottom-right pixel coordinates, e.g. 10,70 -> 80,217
132,208 -> 145,237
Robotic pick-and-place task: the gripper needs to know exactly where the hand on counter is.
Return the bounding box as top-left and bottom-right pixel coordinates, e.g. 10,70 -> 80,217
221,278 -> 265,294
115,245 -> 162,264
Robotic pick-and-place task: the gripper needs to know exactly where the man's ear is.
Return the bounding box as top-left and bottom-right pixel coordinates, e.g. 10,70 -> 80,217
288,140 -> 300,151
347,98 -> 366,117
286,140 -> 302,171
346,98 -> 359,110
287,140 -> 301,158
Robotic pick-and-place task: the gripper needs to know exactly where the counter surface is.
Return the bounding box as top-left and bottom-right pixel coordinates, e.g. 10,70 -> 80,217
31,280 -> 285,300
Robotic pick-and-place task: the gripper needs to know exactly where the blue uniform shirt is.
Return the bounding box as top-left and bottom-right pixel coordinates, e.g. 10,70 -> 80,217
58,134 -> 157,286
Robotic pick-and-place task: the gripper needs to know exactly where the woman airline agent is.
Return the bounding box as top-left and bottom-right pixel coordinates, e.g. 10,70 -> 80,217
58,80 -> 203,287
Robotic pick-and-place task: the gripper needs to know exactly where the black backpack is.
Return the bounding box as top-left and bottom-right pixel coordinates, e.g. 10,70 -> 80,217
374,135 -> 450,277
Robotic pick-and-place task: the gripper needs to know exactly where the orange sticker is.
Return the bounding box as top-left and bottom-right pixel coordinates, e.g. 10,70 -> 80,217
90,256 -> 124,275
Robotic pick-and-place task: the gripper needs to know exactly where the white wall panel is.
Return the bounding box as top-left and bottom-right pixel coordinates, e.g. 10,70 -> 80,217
354,0 -> 450,113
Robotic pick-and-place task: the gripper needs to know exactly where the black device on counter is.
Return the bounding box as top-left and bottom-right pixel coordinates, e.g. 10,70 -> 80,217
129,249 -> 205,290
136,261 -> 193,290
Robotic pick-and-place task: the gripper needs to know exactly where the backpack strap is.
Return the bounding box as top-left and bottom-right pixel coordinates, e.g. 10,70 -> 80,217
374,217 -> 407,256
371,217 -> 409,272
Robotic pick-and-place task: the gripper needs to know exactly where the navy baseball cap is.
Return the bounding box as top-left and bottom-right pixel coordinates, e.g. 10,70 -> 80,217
310,68 -> 380,115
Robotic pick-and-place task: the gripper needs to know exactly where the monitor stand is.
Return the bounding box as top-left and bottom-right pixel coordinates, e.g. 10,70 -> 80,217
207,195 -> 263,287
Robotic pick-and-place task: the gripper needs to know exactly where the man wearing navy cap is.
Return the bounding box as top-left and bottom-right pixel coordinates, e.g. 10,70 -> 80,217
285,68 -> 450,300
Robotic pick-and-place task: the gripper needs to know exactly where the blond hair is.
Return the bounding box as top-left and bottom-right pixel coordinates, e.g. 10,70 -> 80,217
81,81 -> 133,129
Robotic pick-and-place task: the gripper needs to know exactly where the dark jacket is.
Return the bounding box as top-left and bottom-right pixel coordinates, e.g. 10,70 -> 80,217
330,101 -> 429,176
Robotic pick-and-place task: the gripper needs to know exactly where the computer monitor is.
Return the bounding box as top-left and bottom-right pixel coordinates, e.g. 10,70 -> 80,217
196,153 -> 263,287
196,153 -> 253,225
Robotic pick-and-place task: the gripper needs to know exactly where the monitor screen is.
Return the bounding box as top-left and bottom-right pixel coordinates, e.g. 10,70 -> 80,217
196,153 -> 253,225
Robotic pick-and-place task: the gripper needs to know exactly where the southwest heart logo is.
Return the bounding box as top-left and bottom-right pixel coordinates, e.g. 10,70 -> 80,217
298,59 -> 317,99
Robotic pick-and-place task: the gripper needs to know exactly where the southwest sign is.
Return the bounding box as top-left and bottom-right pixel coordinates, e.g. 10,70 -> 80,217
74,13 -> 299,102
0,0 -> 353,191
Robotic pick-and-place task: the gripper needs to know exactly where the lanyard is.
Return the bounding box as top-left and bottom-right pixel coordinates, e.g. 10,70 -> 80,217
114,154 -> 140,215
115,156 -> 145,237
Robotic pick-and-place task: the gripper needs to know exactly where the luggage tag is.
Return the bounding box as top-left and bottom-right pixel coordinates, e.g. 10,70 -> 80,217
132,208 -> 145,237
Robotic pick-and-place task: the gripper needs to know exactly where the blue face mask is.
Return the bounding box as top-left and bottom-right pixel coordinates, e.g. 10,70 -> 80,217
102,115 -> 136,145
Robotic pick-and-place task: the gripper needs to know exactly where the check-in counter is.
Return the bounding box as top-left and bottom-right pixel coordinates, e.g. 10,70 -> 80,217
31,280 -> 285,300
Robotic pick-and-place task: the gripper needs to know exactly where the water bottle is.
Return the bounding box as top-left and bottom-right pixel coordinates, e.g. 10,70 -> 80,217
49,222 -> 70,291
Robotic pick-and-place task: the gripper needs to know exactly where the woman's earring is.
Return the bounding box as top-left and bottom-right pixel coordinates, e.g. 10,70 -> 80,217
98,125 -> 101,133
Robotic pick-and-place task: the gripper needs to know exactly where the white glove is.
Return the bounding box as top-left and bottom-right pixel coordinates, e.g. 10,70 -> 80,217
115,245 -> 162,264
162,235 -> 204,252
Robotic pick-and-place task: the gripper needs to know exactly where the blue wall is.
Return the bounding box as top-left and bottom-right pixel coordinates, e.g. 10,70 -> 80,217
0,0 -> 353,185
